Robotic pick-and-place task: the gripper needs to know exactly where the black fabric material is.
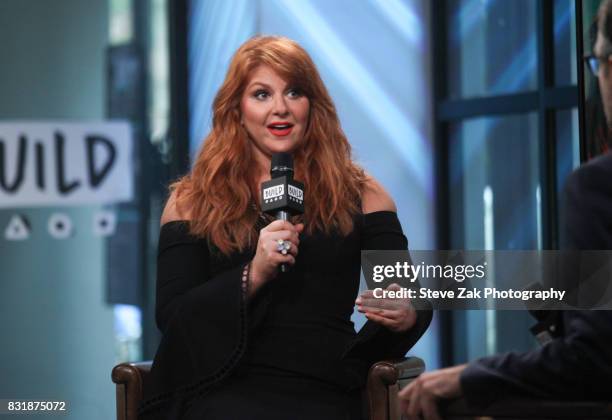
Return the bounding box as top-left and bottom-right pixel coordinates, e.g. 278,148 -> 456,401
181,368 -> 363,420
460,152 -> 612,407
140,222 -> 252,419
139,211 -> 432,419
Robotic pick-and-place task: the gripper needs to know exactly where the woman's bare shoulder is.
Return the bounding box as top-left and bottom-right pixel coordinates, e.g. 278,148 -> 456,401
160,190 -> 193,225
361,175 -> 397,214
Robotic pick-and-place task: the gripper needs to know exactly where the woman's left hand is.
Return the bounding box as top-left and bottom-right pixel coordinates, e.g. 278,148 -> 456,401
355,283 -> 416,333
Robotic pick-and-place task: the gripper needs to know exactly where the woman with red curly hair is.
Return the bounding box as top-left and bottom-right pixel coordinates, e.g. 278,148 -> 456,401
139,36 -> 431,420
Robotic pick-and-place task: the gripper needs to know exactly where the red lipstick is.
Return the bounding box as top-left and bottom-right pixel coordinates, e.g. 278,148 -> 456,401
267,122 -> 294,137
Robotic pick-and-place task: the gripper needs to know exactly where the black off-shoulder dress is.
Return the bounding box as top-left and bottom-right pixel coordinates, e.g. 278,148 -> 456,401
139,211 -> 432,419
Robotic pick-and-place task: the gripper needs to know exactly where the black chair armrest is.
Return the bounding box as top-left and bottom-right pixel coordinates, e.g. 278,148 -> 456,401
367,357 -> 425,420
112,361 -> 152,420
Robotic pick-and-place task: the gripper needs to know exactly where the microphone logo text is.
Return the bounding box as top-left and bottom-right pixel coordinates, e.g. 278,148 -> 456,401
263,185 -> 284,200
288,184 -> 303,202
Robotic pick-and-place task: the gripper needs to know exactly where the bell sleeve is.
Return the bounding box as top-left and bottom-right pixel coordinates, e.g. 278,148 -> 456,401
344,211 -> 432,364
139,221 -> 264,418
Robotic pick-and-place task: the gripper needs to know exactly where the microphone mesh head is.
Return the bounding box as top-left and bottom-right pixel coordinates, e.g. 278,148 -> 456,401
271,153 -> 294,178
271,153 -> 293,169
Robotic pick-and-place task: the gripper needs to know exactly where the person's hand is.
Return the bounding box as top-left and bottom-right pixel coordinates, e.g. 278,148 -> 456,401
398,364 -> 467,420
355,283 -> 416,332
250,220 -> 304,295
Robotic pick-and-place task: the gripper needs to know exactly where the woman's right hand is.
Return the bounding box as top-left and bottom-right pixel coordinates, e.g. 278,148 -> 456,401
249,220 -> 304,295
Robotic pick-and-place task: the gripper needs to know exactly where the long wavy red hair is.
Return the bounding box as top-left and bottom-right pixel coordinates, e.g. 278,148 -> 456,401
172,35 -> 367,254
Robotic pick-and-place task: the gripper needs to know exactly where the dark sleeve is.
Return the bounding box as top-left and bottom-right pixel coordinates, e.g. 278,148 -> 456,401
460,311 -> 612,406
562,155 -> 612,250
344,211 -> 433,364
140,222 -> 252,416
154,222 -> 211,333
461,157 -> 612,407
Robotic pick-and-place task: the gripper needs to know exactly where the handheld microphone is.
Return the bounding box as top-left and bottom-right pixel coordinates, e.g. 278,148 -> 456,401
260,153 -> 305,273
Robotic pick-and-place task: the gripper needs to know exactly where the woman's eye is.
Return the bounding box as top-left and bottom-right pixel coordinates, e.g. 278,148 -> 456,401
254,90 -> 269,100
287,88 -> 302,98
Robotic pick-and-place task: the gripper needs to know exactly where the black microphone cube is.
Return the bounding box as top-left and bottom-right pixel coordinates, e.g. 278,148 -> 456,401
261,176 -> 304,216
